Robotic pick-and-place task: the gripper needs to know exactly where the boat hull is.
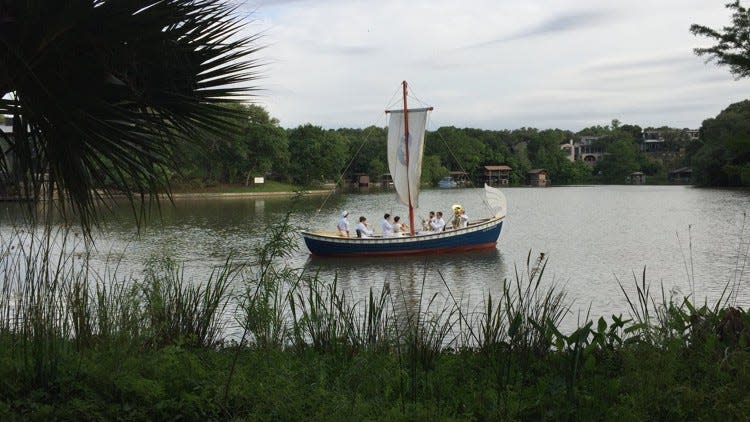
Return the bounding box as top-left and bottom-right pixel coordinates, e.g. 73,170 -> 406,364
301,217 -> 503,257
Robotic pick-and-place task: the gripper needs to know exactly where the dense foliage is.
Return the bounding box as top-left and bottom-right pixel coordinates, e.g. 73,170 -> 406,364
175,104 -> 289,187
4,334 -> 750,420
170,106 -> 708,188
287,124 -> 349,186
689,100 -> 750,186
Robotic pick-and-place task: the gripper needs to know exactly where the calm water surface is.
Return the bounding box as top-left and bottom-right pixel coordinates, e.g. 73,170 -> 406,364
2,185 -> 748,323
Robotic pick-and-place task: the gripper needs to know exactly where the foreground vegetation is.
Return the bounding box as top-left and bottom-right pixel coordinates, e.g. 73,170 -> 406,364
1,222 -> 749,420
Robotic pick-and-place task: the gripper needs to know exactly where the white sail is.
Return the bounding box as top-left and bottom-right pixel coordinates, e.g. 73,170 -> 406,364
386,108 -> 430,208
483,184 -> 507,218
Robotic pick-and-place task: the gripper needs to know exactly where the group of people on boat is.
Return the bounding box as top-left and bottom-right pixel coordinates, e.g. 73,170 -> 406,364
336,205 -> 469,238
337,211 -> 410,238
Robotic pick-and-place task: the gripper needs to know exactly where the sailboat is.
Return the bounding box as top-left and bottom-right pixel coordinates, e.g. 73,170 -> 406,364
300,81 -> 506,257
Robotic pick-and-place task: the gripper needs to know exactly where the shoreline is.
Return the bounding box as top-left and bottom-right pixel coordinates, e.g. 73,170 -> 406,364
165,189 -> 331,199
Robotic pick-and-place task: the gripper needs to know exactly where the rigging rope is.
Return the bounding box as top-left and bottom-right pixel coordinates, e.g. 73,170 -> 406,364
427,116 -> 495,215
314,89 -> 398,215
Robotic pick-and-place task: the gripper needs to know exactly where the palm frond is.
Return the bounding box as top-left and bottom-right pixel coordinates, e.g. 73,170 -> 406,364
0,0 -> 263,232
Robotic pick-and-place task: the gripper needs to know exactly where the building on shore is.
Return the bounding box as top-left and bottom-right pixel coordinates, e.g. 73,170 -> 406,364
526,169 -> 549,187
628,172 -> 645,185
482,165 -> 511,186
668,167 -> 693,184
350,173 -> 369,187
560,136 -> 607,166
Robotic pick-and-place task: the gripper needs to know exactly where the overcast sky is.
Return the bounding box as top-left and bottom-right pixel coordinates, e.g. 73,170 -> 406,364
239,0 -> 750,131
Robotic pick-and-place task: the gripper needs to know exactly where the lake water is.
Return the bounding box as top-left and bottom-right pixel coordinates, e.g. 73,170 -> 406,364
2,185 -> 749,325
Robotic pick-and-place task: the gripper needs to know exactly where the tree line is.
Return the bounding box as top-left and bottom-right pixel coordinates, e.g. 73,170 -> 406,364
177,102 -> 743,188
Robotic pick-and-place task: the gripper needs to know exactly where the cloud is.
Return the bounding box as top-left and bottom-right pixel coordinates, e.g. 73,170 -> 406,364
465,9 -> 614,49
248,0 -> 750,131
585,55 -> 696,73
313,44 -> 379,56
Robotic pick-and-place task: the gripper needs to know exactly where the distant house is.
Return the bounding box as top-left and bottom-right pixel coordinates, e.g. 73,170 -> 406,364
641,129 -> 699,153
685,129 -> 700,141
577,136 -> 607,165
628,171 -> 645,185
526,169 -> 549,187
668,167 -> 693,184
482,165 -> 511,186
560,141 -> 575,162
380,173 -> 394,188
640,138 -> 665,153
558,137 -> 609,166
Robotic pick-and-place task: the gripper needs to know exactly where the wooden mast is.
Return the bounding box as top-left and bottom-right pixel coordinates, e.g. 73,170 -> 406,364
402,81 -> 416,236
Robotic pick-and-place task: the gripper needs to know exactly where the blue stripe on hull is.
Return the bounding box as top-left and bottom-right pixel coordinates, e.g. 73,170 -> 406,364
302,220 -> 503,257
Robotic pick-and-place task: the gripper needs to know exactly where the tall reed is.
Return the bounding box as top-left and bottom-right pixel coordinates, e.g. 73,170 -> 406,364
139,255 -> 236,349
462,252 -> 569,355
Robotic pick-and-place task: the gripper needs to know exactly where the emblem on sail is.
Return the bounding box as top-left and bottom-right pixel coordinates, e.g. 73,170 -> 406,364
386,108 -> 429,208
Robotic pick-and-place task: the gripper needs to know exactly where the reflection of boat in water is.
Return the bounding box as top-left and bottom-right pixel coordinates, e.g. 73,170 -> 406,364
437,176 -> 457,189
300,81 -> 506,257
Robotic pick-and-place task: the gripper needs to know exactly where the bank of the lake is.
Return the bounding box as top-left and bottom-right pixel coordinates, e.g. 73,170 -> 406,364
2,230 -> 750,420
166,180 -> 331,198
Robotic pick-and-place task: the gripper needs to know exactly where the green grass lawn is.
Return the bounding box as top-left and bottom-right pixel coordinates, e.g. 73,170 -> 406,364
172,180 -> 308,193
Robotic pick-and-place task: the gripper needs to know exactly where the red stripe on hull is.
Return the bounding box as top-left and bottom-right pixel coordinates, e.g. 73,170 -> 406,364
309,242 -> 498,257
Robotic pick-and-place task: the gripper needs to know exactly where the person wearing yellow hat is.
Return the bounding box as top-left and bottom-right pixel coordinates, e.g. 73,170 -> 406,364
450,204 -> 469,229
451,204 -> 462,229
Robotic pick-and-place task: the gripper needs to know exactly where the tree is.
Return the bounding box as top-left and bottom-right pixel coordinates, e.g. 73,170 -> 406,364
425,127 -> 485,179
526,129 -> 578,183
176,103 -> 256,186
242,105 -> 289,183
421,155 -> 449,185
0,1 -> 261,230
340,126 -> 387,180
619,124 -> 643,143
691,1 -> 750,79
595,139 -> 640,183
287,125 -> 349,186
689,100 -> 750,186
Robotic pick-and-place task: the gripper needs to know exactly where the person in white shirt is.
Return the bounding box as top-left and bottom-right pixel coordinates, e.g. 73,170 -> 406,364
337,210 -> 350,237
430,211 -> 446,232
356,216 -> 373,237
457,209 -> 469,228
420,211 -> 435,232
380,213 -> 395,236
393,216 -> 408,235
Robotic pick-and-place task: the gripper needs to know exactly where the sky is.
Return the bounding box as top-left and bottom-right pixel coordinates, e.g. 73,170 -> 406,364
237,0 -> 750,131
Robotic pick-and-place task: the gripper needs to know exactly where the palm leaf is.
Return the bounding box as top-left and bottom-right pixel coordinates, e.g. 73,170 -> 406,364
0,0 -> 263,232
